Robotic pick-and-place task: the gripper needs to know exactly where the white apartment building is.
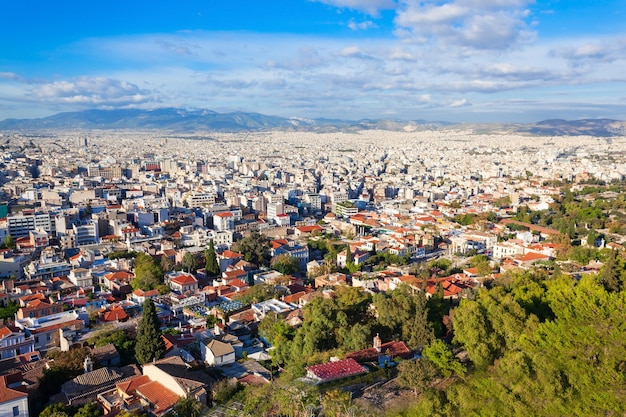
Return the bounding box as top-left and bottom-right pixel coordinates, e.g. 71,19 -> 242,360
267,202 -> 284,223
7,211 -> 52,238
184,191 -> 216,208
0,326 -> 35,360
73,221 -> 99,246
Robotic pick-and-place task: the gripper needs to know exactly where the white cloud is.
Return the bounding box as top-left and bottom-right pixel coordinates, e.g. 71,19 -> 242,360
449,98 -> 470,107
550,37 -> 626,66
348,19 -> 377,30
0,72 -> 20,80
30,77 -> 156,106
394,0 -> 535,50
313,0 -> 397,15
3,18 -> 626,122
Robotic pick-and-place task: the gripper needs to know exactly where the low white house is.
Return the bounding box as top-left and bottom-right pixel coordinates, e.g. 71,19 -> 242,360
202,339 -> 235,366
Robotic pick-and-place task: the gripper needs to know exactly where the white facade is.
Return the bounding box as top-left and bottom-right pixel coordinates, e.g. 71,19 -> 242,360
0,328 -> 35,360
0,396 -> 28,417
68,268 -> 93,287
202,339 -> 235,366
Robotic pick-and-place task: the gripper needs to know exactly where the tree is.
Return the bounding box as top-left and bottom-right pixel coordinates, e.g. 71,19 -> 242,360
132,252 -> 164,290
3,235 -> 15,249
427,283 -> 450,338
469,255 -> 492,276
135,299 -> 166,364
398,359 -> 439,396
598,249 -> 624,292
74,401 -> 102,417
165,396 -> 203,417
271,254 -> 300,275
205,239 -> 220,276
373,285 -> 434,350
232,231 -> 270,266
88,328 -> 136,365
345,245 -> 353,264
39,348 -> 90,396
182,252 -> 196,273
421,340 -> 465,378
321,389 -> 352,417
0,301 -> 19,320
212,379 -> 241,405
160,256 -> 175,272
259,312 -> 295,347
39,402 -> 70,417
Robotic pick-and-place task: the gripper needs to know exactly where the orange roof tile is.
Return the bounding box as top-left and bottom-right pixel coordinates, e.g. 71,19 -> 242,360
136,380 -> 180,413
116,375 -> 151,394
171,274 -> 197,285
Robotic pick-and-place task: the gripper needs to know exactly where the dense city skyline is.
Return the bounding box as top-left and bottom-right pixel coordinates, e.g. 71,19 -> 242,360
1,0 -> 625,123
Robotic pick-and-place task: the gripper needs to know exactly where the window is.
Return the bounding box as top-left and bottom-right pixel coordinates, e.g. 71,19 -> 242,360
13,406 -> 19,416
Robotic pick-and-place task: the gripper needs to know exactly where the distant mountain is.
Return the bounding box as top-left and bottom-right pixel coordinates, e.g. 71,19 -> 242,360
0,108 -> 313,131
0,108 -> 451,133
0,108 -> 623,136
463,119 -> 626,137
521,119 -> 626,137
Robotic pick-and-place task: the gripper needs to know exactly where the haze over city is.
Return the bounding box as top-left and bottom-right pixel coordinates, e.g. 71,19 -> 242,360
1,0 -> 625,123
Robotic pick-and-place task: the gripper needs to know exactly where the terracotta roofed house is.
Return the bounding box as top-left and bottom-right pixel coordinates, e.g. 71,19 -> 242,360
169,274 -> 198,294
305,358 -> 367,384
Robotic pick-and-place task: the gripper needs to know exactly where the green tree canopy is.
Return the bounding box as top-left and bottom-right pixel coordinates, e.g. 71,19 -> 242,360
204,239 -> 220,276
3,235 -> 15,249
135,299 -> 166,364
182,252 -> 197,273
271,254 -> 300,275
373,284 -> 434,350
132,252 -> 164,290
397,359 -> 439,397
164,396 -> 203,417
232,231 -> 271,266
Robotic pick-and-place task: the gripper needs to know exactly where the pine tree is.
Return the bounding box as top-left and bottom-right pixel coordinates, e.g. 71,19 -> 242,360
135,299 -> 166,364
205,239 -> 220,276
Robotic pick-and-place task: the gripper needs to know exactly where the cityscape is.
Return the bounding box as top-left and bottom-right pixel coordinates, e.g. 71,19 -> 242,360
0,123 -> 624,416
2,0 -> 626,416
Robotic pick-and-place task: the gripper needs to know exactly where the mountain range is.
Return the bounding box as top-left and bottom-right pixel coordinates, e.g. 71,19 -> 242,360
0,108 -> 624,136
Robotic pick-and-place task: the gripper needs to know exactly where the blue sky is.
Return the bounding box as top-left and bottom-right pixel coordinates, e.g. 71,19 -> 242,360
1,0 -> 625,123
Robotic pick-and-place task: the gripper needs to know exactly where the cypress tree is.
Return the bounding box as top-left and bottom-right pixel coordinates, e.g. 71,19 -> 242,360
205,239 -> 220,276
345,245 -> 353,264
135,299 -> 165,364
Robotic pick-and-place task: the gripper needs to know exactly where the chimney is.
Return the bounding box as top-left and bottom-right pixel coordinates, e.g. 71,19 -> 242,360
83,356 -> 93,374
374,333 -> 382,353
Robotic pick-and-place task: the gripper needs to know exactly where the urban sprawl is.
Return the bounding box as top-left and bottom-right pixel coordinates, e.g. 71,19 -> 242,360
0,129 -> 624,416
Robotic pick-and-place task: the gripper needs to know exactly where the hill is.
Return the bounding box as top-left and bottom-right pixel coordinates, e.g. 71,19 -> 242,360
0,108 -> 623,136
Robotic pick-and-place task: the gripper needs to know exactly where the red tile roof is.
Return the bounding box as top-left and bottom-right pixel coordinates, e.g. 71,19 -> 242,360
516,252 -> 550,262
135,380 -> 180,413
0,375 -> 27,403
105,271 -> 134,281
296,225 -> 323,233
220,250 -> 243,259
101,306 -> 128,322
215,212 -> 233,217
306,358 -> 367,382
116,374 -> 151,395
0,326 -> 13,338
171,274 -> 197,285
